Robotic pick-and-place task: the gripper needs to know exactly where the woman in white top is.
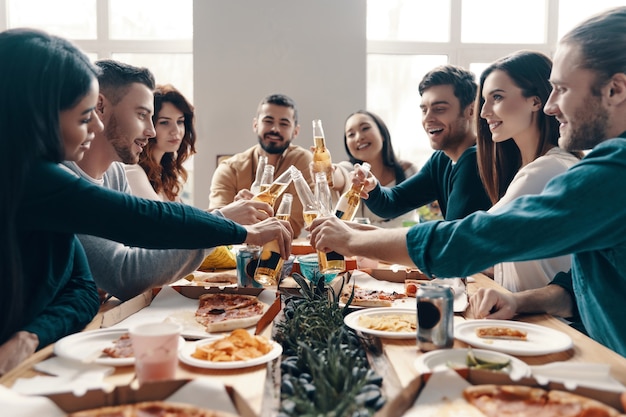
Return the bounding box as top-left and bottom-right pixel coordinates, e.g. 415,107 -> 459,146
477,50 -> 581,292
332,110 -> 418,228
126,84 -> 196,202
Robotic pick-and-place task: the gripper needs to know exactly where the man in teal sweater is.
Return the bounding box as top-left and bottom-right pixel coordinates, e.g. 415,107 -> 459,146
309,7 -> 626,357
362,65 -> 491,221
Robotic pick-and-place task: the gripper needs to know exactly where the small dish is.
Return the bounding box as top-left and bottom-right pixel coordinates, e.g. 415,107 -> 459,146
414,348 -> 531,380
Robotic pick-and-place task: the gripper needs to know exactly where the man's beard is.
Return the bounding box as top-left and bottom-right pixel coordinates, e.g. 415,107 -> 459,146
258,133 -> 291,155
560,95 -> 609,152
432,116 -> 469,151
105,113 -> 140,164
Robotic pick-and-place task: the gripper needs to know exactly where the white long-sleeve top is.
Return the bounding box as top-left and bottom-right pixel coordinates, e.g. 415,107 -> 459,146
489,147 -> 580,292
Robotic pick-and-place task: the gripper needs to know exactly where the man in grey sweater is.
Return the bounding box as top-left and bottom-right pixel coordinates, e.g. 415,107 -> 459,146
64,60 -> 273,301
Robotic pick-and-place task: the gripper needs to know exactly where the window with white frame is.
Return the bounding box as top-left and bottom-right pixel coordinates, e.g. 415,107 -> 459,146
366,0 -> 625,168
3,0 -> 624,200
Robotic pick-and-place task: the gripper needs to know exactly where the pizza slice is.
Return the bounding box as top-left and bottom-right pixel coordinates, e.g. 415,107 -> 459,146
340,284 -> 407,307
196,293 -> 259,313
463,385 -> 621,417
475,326 -> 528,341
463,384 -> 547,416
102,332 -> 133,358
195,293 -> 266,333
68,400 -> 239,417
547,390 -> 621,417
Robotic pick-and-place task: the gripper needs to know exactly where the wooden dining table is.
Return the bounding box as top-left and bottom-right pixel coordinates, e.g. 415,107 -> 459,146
2,272 -> 626,416
385,274 -> 626,387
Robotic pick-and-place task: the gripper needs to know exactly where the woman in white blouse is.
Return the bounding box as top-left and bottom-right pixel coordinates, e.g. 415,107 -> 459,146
477,50 -> 582,292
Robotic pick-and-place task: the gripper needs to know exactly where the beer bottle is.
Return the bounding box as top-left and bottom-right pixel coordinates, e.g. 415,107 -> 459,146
314,172 -> 333,217
250,154 -> 268,195
252,166 -> 292,208
254,193 -> 293,286
312,119 -> 334,188
314,172 -> 345,274
292,168 -> 319,227
334,162 -> 371,221
258,165 -> 275,194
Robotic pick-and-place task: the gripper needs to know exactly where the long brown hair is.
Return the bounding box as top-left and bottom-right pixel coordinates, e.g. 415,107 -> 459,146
139,84 -> 196,201
476,51 -> 563,203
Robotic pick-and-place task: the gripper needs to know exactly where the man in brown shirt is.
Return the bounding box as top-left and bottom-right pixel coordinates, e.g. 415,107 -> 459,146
209,94 -> 314,236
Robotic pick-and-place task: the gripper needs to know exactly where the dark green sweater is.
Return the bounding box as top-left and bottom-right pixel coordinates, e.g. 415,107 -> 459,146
13,162 -> 247,349
365,146 -> 491,221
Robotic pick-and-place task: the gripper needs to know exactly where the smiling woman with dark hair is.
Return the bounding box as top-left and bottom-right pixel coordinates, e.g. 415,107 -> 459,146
332,110 -> 418,227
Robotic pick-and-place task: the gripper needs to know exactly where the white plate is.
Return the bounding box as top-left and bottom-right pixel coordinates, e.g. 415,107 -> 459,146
414,348 -> 531,380
54,328 -> 134,366
343,307 -> 417,339
454,319 -> 573,356
54,328 -> 192,367
179,337 -> 283,369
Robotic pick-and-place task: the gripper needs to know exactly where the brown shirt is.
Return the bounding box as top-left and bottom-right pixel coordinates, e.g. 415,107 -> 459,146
208,144 -> 314,236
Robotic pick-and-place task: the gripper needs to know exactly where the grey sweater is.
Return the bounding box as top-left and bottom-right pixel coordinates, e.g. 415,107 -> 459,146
63,161 -> 212,301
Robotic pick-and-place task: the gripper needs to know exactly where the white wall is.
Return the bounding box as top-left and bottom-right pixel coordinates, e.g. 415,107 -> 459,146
192,0 -> 366,209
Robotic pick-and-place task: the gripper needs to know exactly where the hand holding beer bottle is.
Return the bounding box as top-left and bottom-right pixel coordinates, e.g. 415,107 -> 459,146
315,172 -> 345,275
334,162 -> 371,221
254,193 -> 293,286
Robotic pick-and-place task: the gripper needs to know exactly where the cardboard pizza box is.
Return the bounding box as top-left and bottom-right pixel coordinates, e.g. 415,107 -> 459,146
291,240 -> 316,255
375,368 -> 625,417
358,266 -> 429,283
98,290 -> 154,329
45,379 -> 256,417
173,284 -> 266,299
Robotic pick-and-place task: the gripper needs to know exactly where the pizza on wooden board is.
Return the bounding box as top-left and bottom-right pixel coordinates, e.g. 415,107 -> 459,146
463,385 -> 622,417
340,284 -> 407,307
195,293 -> 267,332
68,401 -> 239,417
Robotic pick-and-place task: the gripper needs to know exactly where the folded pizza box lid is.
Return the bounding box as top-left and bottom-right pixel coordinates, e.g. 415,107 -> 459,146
98,290 -> 154,328
45,379 -> 256,417
360,266 -> 429,283
375,368 -> 625,417
172,285 -> 265,299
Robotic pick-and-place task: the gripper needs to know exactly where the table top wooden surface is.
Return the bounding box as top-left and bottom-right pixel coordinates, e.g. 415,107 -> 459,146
2,272 -> 625,416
